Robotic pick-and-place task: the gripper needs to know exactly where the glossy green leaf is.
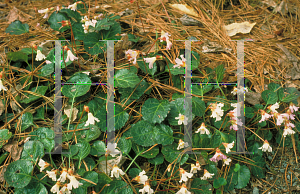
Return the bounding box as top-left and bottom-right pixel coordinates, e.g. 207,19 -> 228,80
83,32 -> 104,55
73,141 -> 91,160
148,153 -> 164,165
213,177 -> 227,189
5,20 -> 29,35
131,120 -> 156,146
95,173 -> 112,192
245,107 -> 255,118
192,97 -> 206,117
95,18 -> 114,30
115,69 -> 140,88
127,34 -> 140,42
62,73 -> 91,98
20,86 -> 48,104
0,129 -> 12,149
192,84 -> 214,95
62,145 -> 79,158
21,140 -> 44,161
101,180 -> 133,194
30,127 -> 55,139
4,159 -> 33,188
132,143 -> 159,158
211,130 -> 228,148
80,171 -> 98,187
215,64 -> 225,82
167,63 -> 185,75
117,137 -> 132,155
119,79 -> 150,105
161,143 -> 189,165
48,12 -> 68,32
19,112 -> 34,131
191,178 -> 213,194
59,8 -> 81,22
90,140 -> 106,157
7,51 -> 28,63
235,165 -> 250,189
33,106 -> 45,120
40,62 -> 54,76
128,168 -> 140,178
142,98 -> 170,124
167,98 -> 185,126
261,90 -> 278,105
277,87 -> 300,103
224,169 -> 238,192
14,180 -> 47,194
114,105 -> 129,130
268,83 -> 281,92
72,22 -> 87,40
153,124 -> 174,145
101,22 -> 121,40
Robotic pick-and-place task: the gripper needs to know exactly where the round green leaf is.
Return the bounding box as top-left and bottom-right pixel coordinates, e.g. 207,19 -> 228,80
62,145 -> 79,158
235,165 -> 250,189
119,79 -> 150,101
261,90 -> 278,105
148,153 -> 164,165
4,159 -> 33,188
191,178 -> 213,194
79,171 -> 98,187
21,140 -> 45,161
153,124 -> 174,145
115,104 -> 129,130
59,8 -> 81,22
131,120 -> 156,146
95,173 -> 112,193
14,181 -> 47,194
167,98 -> 185,125
101,180 -> 133,194
224,169 -> 238,192
90,140 -> 106,157
213,177 -> 227,189
115,69 -> 140,88
30,127 -> 55,139
142,98 -> 170,124
7,51 -> 28,63
40,62 -> 54,76
132,143 -> 159,159
211,130 -> 228,148
5,20 -> 29,35
73,141 -> 91,160
0,129 -> 12,149
62,73 -> 91,98
192,97 -> 206,117
18,112 -> 34,131
117,137 -> 132,155
278,87 -> 300,103
161,143 -> 189,165
48,12 -> 68,32
166,63 -> 185,75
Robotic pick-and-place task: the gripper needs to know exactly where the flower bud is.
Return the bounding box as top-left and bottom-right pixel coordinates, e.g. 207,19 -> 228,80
84,105 -> 89,113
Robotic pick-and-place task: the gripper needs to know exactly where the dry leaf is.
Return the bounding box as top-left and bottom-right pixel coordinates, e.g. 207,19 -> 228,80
10,101 -> 21,113
0,100 -> 4,116
224,21 -> 256,37
98,155 -> 127,176
3,141 -> 23,161
64,105 -> 78,122
179,14 -> 202,26
169,4 -> 198,17
274,1 -> 288,15
245,92 -> 263,106
6,6 -> 29,23
262,0 -> 277,8
0,166 -> 7,183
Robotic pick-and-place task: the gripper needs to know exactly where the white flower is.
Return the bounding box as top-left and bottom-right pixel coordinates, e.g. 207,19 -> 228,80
259,110 -> 272,123
176,183 -> 191,194
223,158 -> 232,166
125,49 -> 139,64
81,16 -> 89,23
209,103 -> 224,121
222,141 -> 234,154
173,55 -> 186,68
195,123 -> 210,135
68,2 -> 78,11
36,50 -> 46,61
45,60 -> 52,64
38,158 -> 50,172
58,168 -> 68,182
24,137 -> 30,143
190,162 -> 201,174
82,23 -> 89,33
273,113 -> 284,126
166,39 -> 172,50
283,126 -> 295,137
46,169 -> 58,181
84,112 -> 100,126
111,164 -> 125,178
38,8 -> 50,19
167,164 -> 172,172
106,143 -> 121,157
60,185 -> 71,194
133,170 -> 148,185
258,140 -> 272,152
91,19 -> 97,27
231,87 -> 248,95
160,31 -> 171,42
289,103 -> 299,113
268,102 -> 279,113
175,113 -> 188,125
201,169 -> 214,180
67,175 -> 83,190
0,79 -> 7,92
179,168 -> 193,183
82,71 -> 90,75
144,57 -> 156,69
139,182 -> 154,194
177,139 -> 188,150
50,182 -> 60,194
65,50 -> 78,62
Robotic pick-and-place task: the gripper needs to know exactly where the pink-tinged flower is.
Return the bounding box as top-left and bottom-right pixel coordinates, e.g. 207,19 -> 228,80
229,118 -> 242,131
190,162 -> 201,174
259,110 -> 272,123
210,148 -> 227,162
66,174 -> 83,190
176,183 -> 191,194
159,31 -> 172,50
173,55 -> 186,68
282,109 -> 295,120
144,57 -> 156,69
68,1 -> 82,11
285,121 -> 295,128
139,181 -> 154,194
179,168 -> 193,183
222,141 -> 234,154
289,102 -> 299,113
258,140 -> 272,152
46,169 -> 58,181
223,158 -> 232,166
111,164 -> 125,178
45,60 -> 52,64
268,102 -> 279,113
38,8 -> 50,19
65,50 -> 78,62
57,168 -> 68,182
195,123 -> 210,135
60,184 -> 71,194
36,50 -> 46,61
201,169 -> 214,180
209,102 -> 224,121
125,49 -> 139,64
85,112 -> 100,126
283,126 -> 295,137
50,181 -> 61,194
175,113 -> 188,125
94,14 -> 104,20
177,139 -> 188,150
133,170 -> 148,185
38,158 -> 50,172
166,39 -> 172,50
273,112 -> 284,126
